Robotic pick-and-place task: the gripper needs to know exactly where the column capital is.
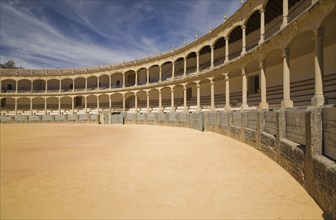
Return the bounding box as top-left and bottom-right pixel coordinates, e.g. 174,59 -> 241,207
210,45 -> 214,49
241,68 -> 246,75
313,28 -> 324,41
259,60 -> 266,69
225,36 -> 229,41
208,77 -> 214,84
241,25 -> 246,30
259,8 -> 265,13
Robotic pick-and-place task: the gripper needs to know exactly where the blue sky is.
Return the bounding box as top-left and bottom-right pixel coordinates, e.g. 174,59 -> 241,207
0,0 -> 241,69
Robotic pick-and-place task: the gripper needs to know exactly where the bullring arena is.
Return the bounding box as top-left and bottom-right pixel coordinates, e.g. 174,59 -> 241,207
1,0 -> 336,219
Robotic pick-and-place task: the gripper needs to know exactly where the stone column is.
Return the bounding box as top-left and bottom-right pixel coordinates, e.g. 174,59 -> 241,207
14,98 -> 17,115
209,77 -> 215,111
196,52 -> 200,72
182,84 -> 188,112
15,80 -> 18,93
122,94 -> 125,112
224,73 -> 231,111
183,57 -> 187,76
158,89 -> 162,113
44,98 -> 47,114
30,98 -> 33,115
146,91 -> 150,113
134,93 -> 138,113
97,77 -> 100,90
122,73 -> 125,88
281,0 -> 288,29
225,37 -> 229,63
32,80 -> 34,93
135,71 -> 138,86
146,68 -> 149,84
170,86 -> 175,112
241,68 -> 249,110
195,81 -> 201,112
159,66 -> 162,82
84,96 -> 87,113
109,95 -> 112,111
281,48 -> 293,109
71,97 -> 74,114
259,60 -> 269,109
85,78 -> 88,91
210,45 -> 214,68
97,96 -> 100,112
259,9 -> 265,44
45,80 -> 48,93
171,62 -> 175,80
72,79 -> 75,92
311,28 -> 325,106
241,25 -> 246,55
109,75 -> 112,89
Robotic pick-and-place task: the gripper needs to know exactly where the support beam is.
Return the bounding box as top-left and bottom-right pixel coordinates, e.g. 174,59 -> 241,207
183,57 -> 187,77
195,81 -> 201,112
241,25 -> 246,55
225,37 -> 229,63
170,86 -> 175,112
172,62 -> 175,80
209,77 -> 215,111
45,80 -> 48,93
72,79 -> 75,92
259,60 -> 269,109
146,91 -> 150,113
281,48 -> 293,109
71,97 -> 74,114
134,93 -> 138,113
159,89 -> 162,113
159,66 -> 162,82
122,73 -> 125,88
85,78 -> 88,91
259,9 -> 265,44
210,46 -> 214,68
15,80 -> 18,93
146,68 -> 149,84
44,98 -> 47,114
58,98 -> 61,114
182,84 -> 188,112
84,96 -> 87,114
97,96 -> 99,113
196,52 -> 200,72
109,95 -> 112,112
122,94 -> 125,112
281,0 -> 288,29
14,98 -> 17,115
109,75 -> 112,89
311,28 -> 325,106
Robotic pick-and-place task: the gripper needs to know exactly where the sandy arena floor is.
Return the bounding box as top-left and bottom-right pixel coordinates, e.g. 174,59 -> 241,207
0,124 -> 323,219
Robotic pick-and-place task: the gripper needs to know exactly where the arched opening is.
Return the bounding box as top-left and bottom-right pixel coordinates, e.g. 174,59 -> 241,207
186,52 -> 197,75
17,97 -> 30,111
228,69 -> 243,108
148,65 -> 159,83
228,26 -> 243,59
213,37 -> 225,66
87,95 -> 97,109
18,79 -> 31,92
137,90 -> 147,112
47,97 -> 59,111
161,87 -> 171,111
125,70 -> 136,87
149,89 -> 159,112
60,97 -> 72,112
174,57 -> 184,78
111,93 -> 123,111
32,97 -> 45,111
1,79 -> 16,93
161,62 -> 173,81
245,60 -> 261,107
0,97 -> 15,112
137,68 -> 147,85
124,92 -> 136,110
87,76 -> 98,90
74,77 -> 85,91
99,75 -> 109,89
47,79 -> 59,92
73,95 -> 85,110
199,45 -> 211,71
61,78 -> 73,92
246,11 -> 261,51
33,79 -> 46,92
111,72 -> 123,88
173,85 -> 184,111
98,94 -> 109,110
199,79 -> 211,109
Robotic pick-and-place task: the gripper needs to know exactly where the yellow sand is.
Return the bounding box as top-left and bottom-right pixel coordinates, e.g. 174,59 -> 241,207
0,124 -> 323,219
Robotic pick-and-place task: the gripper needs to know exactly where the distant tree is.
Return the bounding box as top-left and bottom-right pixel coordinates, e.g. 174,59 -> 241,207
0,60 -> 24,69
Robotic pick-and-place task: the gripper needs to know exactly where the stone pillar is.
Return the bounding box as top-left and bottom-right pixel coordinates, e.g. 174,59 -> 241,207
225,37 -> 229,63
281,48 -> 293,109
32,80 -> 34,93
15,80 -> 18,93
85,78 -> 87,91
259,9 -> 265,44
135,71 -> 138,86
97,96 -> 99,112
183,84 -> 188,112
146,68 -> 149,84
196,52 -> 200,72
30,98 -> 33,115
134,93 -> 138,113
224,73 -> 231,111
159,66 -> 162,82
122,94 -> 125,112
109,75 -> 112,89
109,95 -> 112,112
71,97 -> 74,114
172,62 -> 175,80
122,73 -> 125,88
170,87 -> 175,112
281,0 -> 288,29
158,89 -> 162,112
195,81 -> 201,112
146,91 -> 150,113
97,77 -> 100,90
72,79 -> 75,92
311,28 -> 325,106
210,45 -> 214,68
45,80 -> 48,93
241,68 -> 249,110
209,77 -> 215,111
241,25 -> 246,55
14,98 -> 17,115
44,98 -> 47,114
84,97 -> 87,114
259,60 -> 269,109
183,57 -> 187,76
